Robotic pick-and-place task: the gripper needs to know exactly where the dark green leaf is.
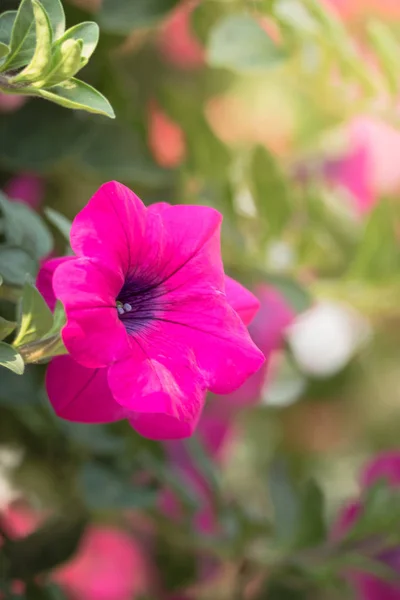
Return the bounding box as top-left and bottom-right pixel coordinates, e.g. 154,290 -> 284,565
0,316 -> 16,341
0,100 -> 92,171
0,342 -> 24,374
0,364 -> 41,406
5,513 -> 87,579
44,207 -> 71,242
0,192 -> 53,259
13,280 -> 53,347
99,0 -> 180,34
294,479 -> 327,548
11,0 -> 53,84
0,11 -> 16,47
207,14 -> 286,73
250,146 -> 291,236
34,77 -> 115,118
61,423 -> 125,454
0,247 -> 37,286
80,462 -> 157,509
268,458 -> 300,545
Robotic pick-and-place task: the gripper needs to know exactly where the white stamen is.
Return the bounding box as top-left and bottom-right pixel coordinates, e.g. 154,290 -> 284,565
123,303 -> 132,312
117,306 -> 125,315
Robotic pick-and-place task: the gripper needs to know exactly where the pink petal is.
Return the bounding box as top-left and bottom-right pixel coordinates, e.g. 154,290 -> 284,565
360,451 -> 400,488
225,275 -> 260,325
46,356 -> 129,423
135,205 -> 264,393
36,256 -> 74,311
70,181 -> 147,274
52,257 -> 130,368
108,352 -> 207,440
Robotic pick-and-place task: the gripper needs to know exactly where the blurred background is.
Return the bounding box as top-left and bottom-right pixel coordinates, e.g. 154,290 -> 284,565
2,0 -> 400,598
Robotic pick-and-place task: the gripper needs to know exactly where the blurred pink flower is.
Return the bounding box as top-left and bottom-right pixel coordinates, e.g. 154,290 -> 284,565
148,100 -> 186,167
325,117 -> 400,215
38,181 -> 264,440
0,505 -> 149,600
214,284 -> 295,410
4,174 -> 44,210
158,1 -> 204,69
0,93 -> 26,113
335,452 -> 400,599
55,527 -> 149,600
323,0 -> 400,20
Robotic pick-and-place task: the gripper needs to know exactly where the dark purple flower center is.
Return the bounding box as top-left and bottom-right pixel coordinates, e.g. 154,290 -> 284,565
116,275 -> 163,335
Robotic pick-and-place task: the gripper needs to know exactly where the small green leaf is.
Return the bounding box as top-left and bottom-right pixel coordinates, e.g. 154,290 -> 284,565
0,342 -> 24,375
13,280 -> 53,347
99,0 -> 179,34
35,38 -> 82,88
0,11 -> 16,47
33,77 -> 115,118
11,0 -> 53,84
294,479 -> 326,548
0,191 -> 53,259
53,21 -> 99,65
0,42 -> 9,59
250,146 -> 291,236
46,300 -> 66,337
207,14 -> 286,73
0,316 -> 17,341
80,463 -> 157,509
268,458 -> 300,545
44,207 -> 71,242
0,247 -> 36,286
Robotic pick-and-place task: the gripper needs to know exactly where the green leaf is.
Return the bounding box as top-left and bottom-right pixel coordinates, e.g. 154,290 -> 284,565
0,42 -> 9,59
11,0 -> 53,84
0,11 -> 16,47
294,479 -> 326,548
13,280 -> 53,347
250,146 -> 291,236
33,77 -> 115,118
0,364 -> 41,406
80,463 -> 158,509
367,20 -> 400,95
0,342 -> 24,375
53,21 -> 99,65
44,207 -> 71,242
0,99 -> 93,171
263,275 -> 312,313
99,0 -> 180,34
0,316 -> 16,342
268,458 -> 300,545
0,191 -> 53,259
3,0 -> 65,71
207,14 -> 286,73
35,38 -> 82,88
0,247 -> 37,286
5,513 -> 87,579
348,200 -> 400,280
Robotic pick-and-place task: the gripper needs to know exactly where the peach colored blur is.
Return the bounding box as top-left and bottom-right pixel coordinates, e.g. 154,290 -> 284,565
323,0 -> 400,21
148,99 -> 186,167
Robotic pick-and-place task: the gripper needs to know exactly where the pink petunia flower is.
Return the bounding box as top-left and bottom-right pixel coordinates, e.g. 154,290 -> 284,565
55,526 -> 150,600
38,181 -> 264,440
4,173 -> 44,210
214,284 -> 295,410
335,452 -> 400,599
